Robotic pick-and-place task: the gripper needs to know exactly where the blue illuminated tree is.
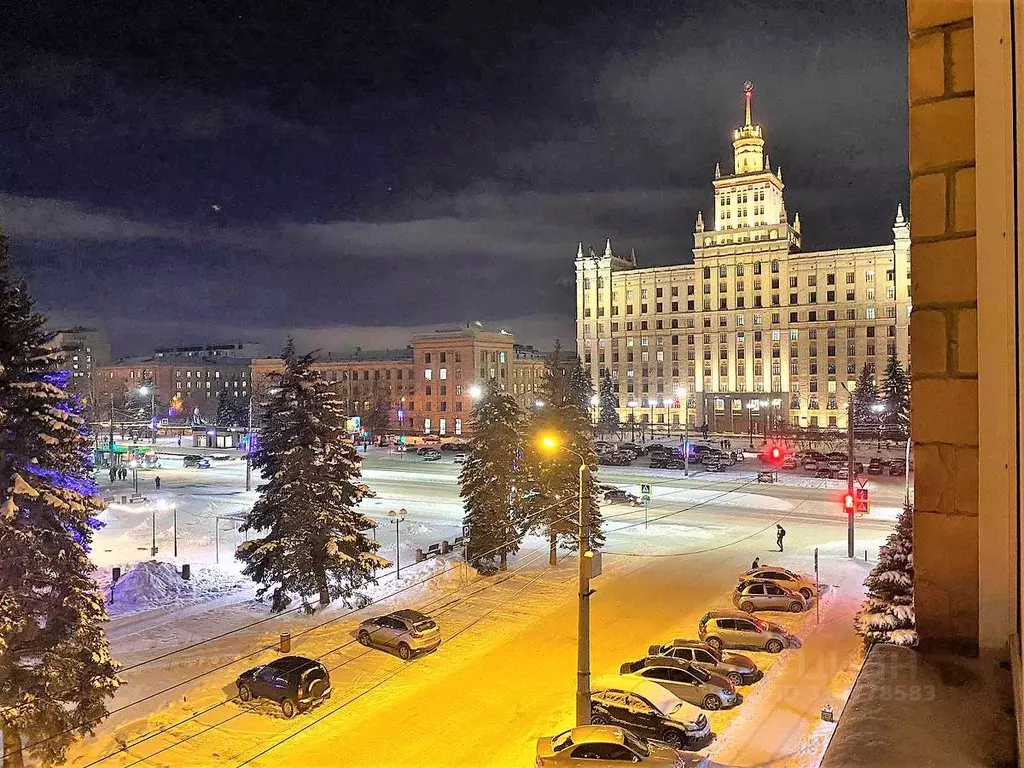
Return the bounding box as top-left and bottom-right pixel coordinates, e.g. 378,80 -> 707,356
0,232 -> 121,766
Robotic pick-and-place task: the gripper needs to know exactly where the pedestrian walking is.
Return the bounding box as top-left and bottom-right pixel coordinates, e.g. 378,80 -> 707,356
751,556 -> 760,570
154,476 -> 161,490
109,467 -> 116,483
776,524 -> 786,552
177,435 -> 182,447
121,466 -> 128,481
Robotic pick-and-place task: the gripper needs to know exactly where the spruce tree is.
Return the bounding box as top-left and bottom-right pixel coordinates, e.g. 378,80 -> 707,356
598,371 -> 619,437
236,341 -> 388,613
881,352 -> 911,441
216,389 -> 238,426
459,381 -> 527,573
852,363 -> 880,435
527,344 -> 603,565
856,501 -> 917,647
364,382 -> 392,439
0,236 -> 121,767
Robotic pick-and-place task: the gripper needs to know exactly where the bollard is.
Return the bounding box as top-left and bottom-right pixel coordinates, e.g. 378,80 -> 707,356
280,632 -> 291,653
181,564 -> 191,581
121,495 -> 128,504
415,548 -> 426,563
441,540 -> 451,555
864,549 -> 868,562
821,704 -> 834,722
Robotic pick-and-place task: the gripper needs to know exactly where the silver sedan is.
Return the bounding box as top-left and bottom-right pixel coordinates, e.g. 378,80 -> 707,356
732,581 -> 808,613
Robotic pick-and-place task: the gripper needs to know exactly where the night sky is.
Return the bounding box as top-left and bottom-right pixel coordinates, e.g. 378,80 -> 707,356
0,0 -> 908,358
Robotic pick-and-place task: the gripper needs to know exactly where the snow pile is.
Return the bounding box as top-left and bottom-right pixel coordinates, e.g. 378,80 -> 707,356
99,561 -> 248,617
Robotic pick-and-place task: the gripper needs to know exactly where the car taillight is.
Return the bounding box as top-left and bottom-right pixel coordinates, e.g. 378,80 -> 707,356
410,631 -> 424,639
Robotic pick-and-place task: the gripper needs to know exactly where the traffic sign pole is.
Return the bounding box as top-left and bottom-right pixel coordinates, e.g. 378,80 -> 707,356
814,547 -> 820,625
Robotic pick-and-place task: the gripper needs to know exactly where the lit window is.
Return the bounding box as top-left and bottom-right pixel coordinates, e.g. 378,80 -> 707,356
424,418 -> 431,433
425,369 -> 433,380
439,368 -> 447,380
439,418 -> 447,435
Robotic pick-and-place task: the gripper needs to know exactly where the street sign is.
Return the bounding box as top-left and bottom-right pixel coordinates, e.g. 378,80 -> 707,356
814,547 -> 820,625
640,484 -> 652,496
857,475 -> 869,489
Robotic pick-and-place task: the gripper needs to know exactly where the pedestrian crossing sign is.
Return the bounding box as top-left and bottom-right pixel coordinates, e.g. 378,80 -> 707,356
640,484 -> 652,495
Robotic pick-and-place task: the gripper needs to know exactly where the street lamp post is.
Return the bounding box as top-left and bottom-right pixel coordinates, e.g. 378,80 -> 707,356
538,433 -> 592,727
746,401 -> 758,448
138,385 -> 156,445
388,508 -> 408,578
245,396 -> 254,492
627,400 -> 637,442
871,402 -> 887,451
675,387 -> 689,477
589,394 -> 600,437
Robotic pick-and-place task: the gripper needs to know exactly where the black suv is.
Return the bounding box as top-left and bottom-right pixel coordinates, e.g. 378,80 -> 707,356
182,454 -> 210,469
235,656 -> 331,718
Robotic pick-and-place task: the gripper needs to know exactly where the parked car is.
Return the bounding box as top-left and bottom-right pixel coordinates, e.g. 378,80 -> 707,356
814,467 -> 834,478
650,455 -> 688,470
453,452 -> 468,464
599,451 -> 633,467
781,455 -> 798,469
698,610 -> 801,653
733,580 -> 809,613
535,725 -> 709,767
646,639 -> 762,686
618,442 -> 649,456
357,609 -> 441,659
889,459 -> 907,476
416,445 -> 437,455
803,458 -> 819,471
421,449 -> 442,461
703,460 -> 723,472
741,565 -> 819,599
235,656 -> 331,718
421,434 -> 442,444
836,467 -> 849,480
590,677 -> 714,751
182,454 -> 210,469
619,657 -> 741,710
867,458 -> 885,475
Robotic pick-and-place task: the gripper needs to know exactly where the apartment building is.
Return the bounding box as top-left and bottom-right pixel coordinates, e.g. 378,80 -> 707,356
47,327 -> 111,393
576,83 -> 911,432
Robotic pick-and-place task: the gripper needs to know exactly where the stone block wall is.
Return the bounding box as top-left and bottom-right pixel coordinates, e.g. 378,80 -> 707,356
908,0 -> 979,654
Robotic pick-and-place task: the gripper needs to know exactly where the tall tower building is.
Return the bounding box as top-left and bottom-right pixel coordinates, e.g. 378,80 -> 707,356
575,83 -> 911,433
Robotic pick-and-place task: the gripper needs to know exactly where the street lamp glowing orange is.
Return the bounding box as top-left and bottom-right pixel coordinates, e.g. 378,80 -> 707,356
538,433 -> 561,452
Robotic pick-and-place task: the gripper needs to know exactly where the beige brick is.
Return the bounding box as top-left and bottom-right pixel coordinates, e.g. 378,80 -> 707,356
909,32 -> 945,102
913,509 -> 979,651
954,166 -> 976,232
956,307 -> 978,373
910,97 -> 975,173
911,237 -> 977,305
953,446 -> 979,515
950,27 -> 975,92
911,378 -> 978,445
910,310 -> 948,374
910,173 -> 947,237
913,443 -> 949,512
908,0 -> 973,33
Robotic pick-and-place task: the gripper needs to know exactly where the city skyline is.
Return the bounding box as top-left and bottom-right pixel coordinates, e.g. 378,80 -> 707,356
1,0 -> 907,357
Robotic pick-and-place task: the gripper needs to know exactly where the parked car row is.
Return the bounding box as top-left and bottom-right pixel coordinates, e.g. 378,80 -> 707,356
595,441 -> 744,472
234,609 -> 441,718
536,563 -> 816,765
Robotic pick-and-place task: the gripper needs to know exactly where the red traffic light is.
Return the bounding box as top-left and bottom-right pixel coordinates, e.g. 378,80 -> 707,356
843,493 -> 855,512
771,446 -> 781,460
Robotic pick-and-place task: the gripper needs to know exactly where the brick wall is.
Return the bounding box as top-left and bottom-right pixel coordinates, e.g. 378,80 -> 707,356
908,0 -> 979,654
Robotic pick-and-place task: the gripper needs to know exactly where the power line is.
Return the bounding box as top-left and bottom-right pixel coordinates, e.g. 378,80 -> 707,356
100,548 -> 552,768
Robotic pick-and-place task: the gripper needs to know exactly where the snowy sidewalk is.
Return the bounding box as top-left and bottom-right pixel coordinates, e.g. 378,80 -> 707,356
710,558 -> 872,767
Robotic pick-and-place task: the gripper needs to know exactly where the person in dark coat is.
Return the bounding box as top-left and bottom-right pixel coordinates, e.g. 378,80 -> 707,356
155,476 -> 161,490
776,524 -> 786,552
751,556 -> 760,570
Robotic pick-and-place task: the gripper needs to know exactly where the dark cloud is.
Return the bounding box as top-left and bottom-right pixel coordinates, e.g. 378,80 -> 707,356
0,0 -> 908,357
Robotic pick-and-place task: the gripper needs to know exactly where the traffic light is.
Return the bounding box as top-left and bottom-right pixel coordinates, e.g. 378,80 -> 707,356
762,443 -> 785,465
770,446 -> 781,461
843,493 -> 855,514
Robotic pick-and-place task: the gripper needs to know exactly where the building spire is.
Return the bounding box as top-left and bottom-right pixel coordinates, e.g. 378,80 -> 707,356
895,202 -> 905,224
630,247 -> 638,266
777,166 -> 783,182
794,212 -> 802,234
743,80 -> 753,126
714,162 -> 721,179
696,210 -> 705,233
605,238 -> 613,257
577,241 -> 584,259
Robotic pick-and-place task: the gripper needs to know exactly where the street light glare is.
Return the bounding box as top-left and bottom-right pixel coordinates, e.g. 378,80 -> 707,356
589,394 -> 600,407
538,433 -> 561,452
675,386 -> 687,397
468,384 -> 483,399
138,386 -> 150,395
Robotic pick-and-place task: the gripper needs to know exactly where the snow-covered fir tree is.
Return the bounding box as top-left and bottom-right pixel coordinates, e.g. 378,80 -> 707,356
236,341 -> 388,613
0,235 -> 121,767
881,352 -> 911,441
459,380 -> 528,573
852,363 -> 881,434
597,371 -> 619,437
526,344 -> 602,566
856,501 -> 917,647
216,389 -> 248,427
